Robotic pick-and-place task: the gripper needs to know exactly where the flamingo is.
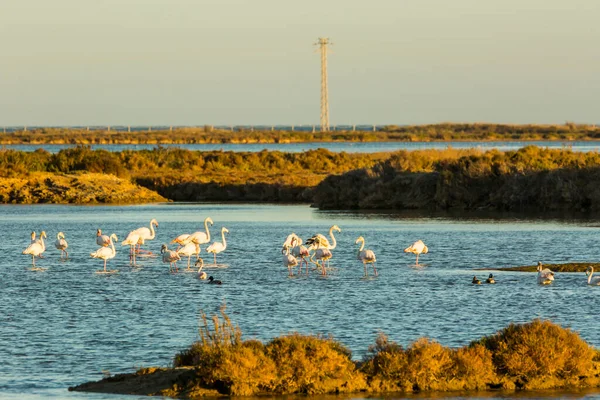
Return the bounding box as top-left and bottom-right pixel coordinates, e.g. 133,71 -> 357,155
305,225 -> 341,250
90,233 -> 118,273
586,266 -> 600,285
54,232 -> 69,260
96,229 -> 110,247
177,241 -> 201,270
291,241 -> 310,275
537,261 -> 554,285
486,273 -> 496,284
310,237 -> 332,276
206,227 -> 229,265
132,218 -> 158,254
282,245 -> 298,276
23,231 -> 46,267
472,276 -> 481,285
195,258 -> 205,273
122,231 -> 143,266
161,244 -> 181,272
355,236 -> 377,277
184,217 -> 214,247
282,233 -> 301,251
404,240 -> 428,265
171,233 -> 191,250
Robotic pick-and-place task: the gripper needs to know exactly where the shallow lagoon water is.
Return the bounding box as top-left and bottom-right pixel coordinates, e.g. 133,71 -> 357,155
2,203 -> 600,399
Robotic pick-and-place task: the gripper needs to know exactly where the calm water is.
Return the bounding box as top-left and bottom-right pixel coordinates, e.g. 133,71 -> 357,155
2,204 -> 600,399
3,140 -> 600,153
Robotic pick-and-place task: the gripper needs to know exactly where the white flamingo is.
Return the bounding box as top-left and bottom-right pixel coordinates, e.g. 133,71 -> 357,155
305,225 -> 341,250
122,231 -> 143,266
90,233 -> 118,273
54,232 -> 69,260
184,217 -> 214,247
537,261 -> 554,285
132,218 -> 158,253
312,246 -> 332,276
282,233 -> 301,251
206,227 -> 229,265
282,245 -> 298,276
171,233 -> 191,250
96,229 -> 110,247
355,236 -> 377,277
404,240 -> 428,265
177,241 -> 201,270
23,231 -> 47,267
586,266 -> 600,285
291,241 -> 310,275
161,244 -> 181,272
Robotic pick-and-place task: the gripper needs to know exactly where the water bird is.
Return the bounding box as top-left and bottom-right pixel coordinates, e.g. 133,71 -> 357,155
171,233 -> 191,250
161,244 -> 181,272
282,244 -> 299,276
177,241 -> 200,270
586,266 -> 600,285
404,240 -> 428,265
132,219 -> 158,254
311,241 -> 333,276
206,227 -> 229,265
122,231 -> 143,266
90,234 -> 118,273
486,273 -> 496,284
54,232 -> 69,259
472,276 -> 481,285
305,225 -> 341,250
208,276 -> 222,285
199,271 -> 208,280
355,236 -> 377,277
23,231 -> 47,267
282,233 -> 301,251
96,229 -> 110,247
184,217 -> 214,247
536,261 -> 555,285
195,258 -> 205,274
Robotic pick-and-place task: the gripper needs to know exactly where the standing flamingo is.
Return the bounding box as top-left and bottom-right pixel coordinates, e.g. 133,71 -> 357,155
23,231 -> 47,268
184,217 -> 214,247
355,236 -> 377,277
291,240 -> 310,275
206,227 -> 229,265
177,241 -> 201,270
96,229 -> 110,247
122,231 -> 143,266
282,244 -> 298,276
54,232 -> 69,260
161,244 -> 181,272
404,240 -> 428,265
90,233 -> 118,273
132,219 -> 158,254
171,233 -> 191,250
305,225 -> 341,250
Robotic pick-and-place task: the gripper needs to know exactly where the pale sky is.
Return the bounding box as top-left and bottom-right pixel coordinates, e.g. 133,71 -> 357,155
1,0 -> 599,126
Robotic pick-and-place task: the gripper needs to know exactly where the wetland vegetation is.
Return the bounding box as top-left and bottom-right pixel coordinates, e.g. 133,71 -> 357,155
2,123 -> 600,145
4,145 -> 600,211
70,307 -> 600,398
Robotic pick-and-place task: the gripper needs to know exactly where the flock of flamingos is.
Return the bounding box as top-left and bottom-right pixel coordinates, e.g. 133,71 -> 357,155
20,217 -> 431,280
22,216 -> 600,285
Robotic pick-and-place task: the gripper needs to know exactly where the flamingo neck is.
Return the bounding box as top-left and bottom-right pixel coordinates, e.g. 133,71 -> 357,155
221,230 -> 227,248
358,239 -> 365,252
110,237 -> 116,256
328,227 -> 337,250
204,219 -> 212,241
148,222 -> 156,239
589,269 -> 594,284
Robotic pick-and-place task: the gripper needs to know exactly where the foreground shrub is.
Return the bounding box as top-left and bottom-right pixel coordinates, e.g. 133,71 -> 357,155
476,319 -> 595,387
266,333 -> 366,394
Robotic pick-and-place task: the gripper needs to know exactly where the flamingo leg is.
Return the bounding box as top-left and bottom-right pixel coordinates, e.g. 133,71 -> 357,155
187,255 -> 192,270
415,254 -> 419,265
364,262 -> 368,277
65,250 -> 69,260
373,262 -> 378,277
213,253 -> 217,265
104,259 -> 107,272
32,255 -> 35,267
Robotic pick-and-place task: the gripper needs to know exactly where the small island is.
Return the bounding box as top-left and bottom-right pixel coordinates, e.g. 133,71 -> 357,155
69,308 -> 600,398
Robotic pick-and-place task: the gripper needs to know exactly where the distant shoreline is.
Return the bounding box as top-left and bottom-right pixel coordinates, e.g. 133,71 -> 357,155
1,123 -> 600,145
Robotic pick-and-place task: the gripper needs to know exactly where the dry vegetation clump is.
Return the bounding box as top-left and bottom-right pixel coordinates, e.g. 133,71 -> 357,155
360,333 -> 496,393
474,319 -> 597,389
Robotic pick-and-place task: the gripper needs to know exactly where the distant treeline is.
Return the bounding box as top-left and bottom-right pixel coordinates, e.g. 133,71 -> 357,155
4,145 -> 600,210
1,123 -> 600,145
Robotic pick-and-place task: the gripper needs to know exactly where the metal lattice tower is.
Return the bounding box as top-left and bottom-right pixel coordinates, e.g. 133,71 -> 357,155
316,38 -> 331,132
